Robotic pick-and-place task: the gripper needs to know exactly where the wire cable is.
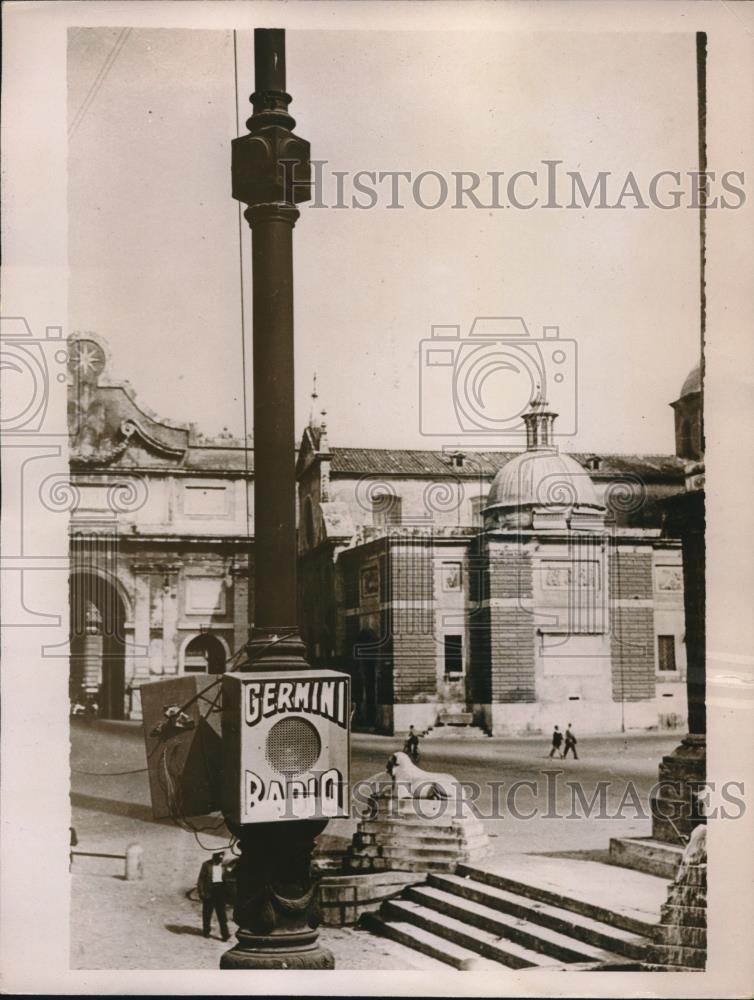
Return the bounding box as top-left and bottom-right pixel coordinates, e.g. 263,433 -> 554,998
72,766 -> 148,776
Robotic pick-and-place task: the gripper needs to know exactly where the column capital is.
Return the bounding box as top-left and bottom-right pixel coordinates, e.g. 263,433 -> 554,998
244,203 -> 300,229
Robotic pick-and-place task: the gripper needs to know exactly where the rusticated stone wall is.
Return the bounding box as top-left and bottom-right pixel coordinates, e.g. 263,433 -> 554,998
648,824 -> 707,970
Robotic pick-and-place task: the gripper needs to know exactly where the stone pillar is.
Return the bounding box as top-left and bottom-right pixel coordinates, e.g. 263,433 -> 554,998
128,569 -> 152,719
125,843 -> 144,882
132,571 -> 152,678
161,566 -> 180,675
231,559 -> 249,654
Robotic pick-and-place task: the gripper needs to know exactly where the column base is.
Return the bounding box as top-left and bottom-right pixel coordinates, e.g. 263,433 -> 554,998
242,627 -> 309,671
651,732 -> 706,843
220,930 -> 334,970
221,634 -> 334,970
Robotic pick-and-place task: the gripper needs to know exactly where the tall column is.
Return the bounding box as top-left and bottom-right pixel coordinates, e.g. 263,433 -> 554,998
222,28 -> 333,970
652,32 -> 707,843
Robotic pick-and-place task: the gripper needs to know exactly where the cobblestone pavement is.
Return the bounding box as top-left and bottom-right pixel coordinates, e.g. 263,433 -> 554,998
69,720 -> 683,970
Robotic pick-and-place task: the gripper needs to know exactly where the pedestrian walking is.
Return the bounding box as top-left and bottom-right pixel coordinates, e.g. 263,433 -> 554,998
197,851 -> 230,941
548,726 -> 563,758
403,725 -> 420,764
562,723 -> 579,759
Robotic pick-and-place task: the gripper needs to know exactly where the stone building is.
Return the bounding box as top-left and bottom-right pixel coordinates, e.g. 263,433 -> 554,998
68,334 -> 253,719
297,384 -> 696,737
67,332 -> 694,735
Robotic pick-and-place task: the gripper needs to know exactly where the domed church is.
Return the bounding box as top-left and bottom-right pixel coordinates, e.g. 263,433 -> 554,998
65,331 -> 690,734
297,389 -> 690,737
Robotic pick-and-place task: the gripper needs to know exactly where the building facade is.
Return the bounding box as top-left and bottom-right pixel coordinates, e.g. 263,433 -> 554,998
68,333 -> 694,735
297,395 -> 694,737
68,335 -> 254,719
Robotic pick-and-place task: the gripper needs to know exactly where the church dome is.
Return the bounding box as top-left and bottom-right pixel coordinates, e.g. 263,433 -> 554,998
483,391 -> 604,530
487,450 -> 600,511
679,365 -> 701,398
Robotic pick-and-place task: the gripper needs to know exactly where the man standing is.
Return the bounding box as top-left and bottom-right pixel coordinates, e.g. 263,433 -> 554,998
562,723 -> 579,760
548,726 -> 563,758
198,851 -> 230,941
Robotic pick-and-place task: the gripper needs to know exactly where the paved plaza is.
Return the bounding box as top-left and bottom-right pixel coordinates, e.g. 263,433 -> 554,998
70,720 -> 682,970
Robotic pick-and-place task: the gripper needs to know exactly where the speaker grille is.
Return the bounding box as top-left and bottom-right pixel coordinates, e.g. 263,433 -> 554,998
265,716 -> 322,775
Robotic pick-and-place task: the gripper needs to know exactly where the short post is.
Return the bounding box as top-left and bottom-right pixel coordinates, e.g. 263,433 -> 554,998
125,843 -> 143,881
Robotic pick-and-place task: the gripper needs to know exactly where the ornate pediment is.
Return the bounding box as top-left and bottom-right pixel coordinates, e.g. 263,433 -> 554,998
68,334 -> 190,469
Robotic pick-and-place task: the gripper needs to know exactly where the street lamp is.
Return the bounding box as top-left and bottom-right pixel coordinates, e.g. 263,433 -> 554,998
221,28 -> 334,971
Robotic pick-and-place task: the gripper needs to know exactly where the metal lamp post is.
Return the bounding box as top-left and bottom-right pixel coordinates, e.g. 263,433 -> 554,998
221,28 -> 334,971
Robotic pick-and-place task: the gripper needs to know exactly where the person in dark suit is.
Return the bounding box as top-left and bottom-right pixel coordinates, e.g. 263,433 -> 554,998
197,851 -> 230,940
562,723 -> 579,759
548,726 -> 563,758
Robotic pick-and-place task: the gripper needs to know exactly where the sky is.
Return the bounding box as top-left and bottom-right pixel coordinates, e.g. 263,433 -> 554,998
67,27 -> 702,455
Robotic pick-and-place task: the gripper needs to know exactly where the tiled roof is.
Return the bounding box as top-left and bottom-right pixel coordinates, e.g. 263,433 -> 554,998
328,447 -> 685,481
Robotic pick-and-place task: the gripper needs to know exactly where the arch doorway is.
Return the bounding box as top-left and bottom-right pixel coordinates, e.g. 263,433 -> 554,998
69,571 -> 127,720
183,633 -> 227,675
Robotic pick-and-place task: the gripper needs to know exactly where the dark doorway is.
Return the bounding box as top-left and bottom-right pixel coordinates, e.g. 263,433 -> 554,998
354,629 -> 379,728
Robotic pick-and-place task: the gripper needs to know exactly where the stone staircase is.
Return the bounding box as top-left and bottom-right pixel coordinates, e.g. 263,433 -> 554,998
347,793 -> 491,873
362,863 -> 657,970
423,714 -> 490,739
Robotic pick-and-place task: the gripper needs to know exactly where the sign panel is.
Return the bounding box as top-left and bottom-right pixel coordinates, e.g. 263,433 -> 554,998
141,674 -> 222,820
222,670 -> 350,825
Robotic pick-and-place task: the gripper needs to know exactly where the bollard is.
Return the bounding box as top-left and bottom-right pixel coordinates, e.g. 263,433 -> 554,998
125,843 -> 143,881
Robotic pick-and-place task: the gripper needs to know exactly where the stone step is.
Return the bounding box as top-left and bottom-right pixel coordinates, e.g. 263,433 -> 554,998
371,798 -> 475,818
381,898 -> 561,969
410,883 -> 636,965
609,837 -> 684,880
351,842 -> 489,864
351,856 -> 461,874
360,913 -> 499,970
430,873 -> 652,961
458,864 -> 658,938
356,821 -> 466,840
357,830 -> 489,851
437,712 -> 473,724
424,722 -> 490,739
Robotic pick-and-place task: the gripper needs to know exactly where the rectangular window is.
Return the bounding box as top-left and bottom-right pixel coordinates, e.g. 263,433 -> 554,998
372,494 -> 402,527
658,635 -> 677,672
444,634 -> 463,677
